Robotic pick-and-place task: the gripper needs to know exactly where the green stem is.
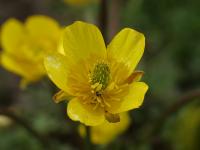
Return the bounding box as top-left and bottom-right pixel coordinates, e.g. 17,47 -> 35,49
85,126 -> 92,150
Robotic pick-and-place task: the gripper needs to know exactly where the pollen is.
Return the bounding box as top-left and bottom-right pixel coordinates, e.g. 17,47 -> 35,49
91,63 -> 110,91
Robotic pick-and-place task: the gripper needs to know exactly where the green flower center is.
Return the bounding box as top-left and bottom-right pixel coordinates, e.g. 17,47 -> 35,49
91,63 -> 110,90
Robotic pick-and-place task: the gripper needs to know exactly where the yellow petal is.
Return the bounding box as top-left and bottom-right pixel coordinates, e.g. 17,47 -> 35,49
1,18 -> 25,53
57,35 -> 65,55
63,21 -> 107,62
1,52 -> 43,81
25,15 -> 60,40
108,82 -> 148,114
107,28 -> 145,75
1,53 -> 28,78
67,98 -> 105,126
53,90 -> 73,103
44,53 -> 72,93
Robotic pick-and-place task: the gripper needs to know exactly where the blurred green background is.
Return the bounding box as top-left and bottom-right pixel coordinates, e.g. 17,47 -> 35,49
0,0 -> 200,149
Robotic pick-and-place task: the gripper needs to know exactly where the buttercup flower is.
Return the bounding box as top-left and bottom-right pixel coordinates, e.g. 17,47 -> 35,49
64,0 -> 97,6
44,21 -> 148,126
79,113 -> 130,144
0,15 -> 61,87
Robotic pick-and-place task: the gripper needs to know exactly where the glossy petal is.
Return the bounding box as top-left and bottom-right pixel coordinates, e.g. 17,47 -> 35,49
67,98 -> 105,126
25,15 -> 60,40
1,19 -> 25,53
108,82 -> 148,113
44,53 -> 72,93
63,21 -> 107,62
107,28 -> 145,75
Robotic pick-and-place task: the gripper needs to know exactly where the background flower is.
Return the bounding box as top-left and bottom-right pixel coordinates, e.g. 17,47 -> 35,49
165,102 -> 200,150
79,113 -> 130,144
0,15 -> 61,87
64,0 -> 97,6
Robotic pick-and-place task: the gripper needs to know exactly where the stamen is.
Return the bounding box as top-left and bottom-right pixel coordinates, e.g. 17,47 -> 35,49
102,96 -> 111,107
96,97 -> 101,103
93,103 -> 99,110
109,97 -> 121,102
106,82 -> 115,91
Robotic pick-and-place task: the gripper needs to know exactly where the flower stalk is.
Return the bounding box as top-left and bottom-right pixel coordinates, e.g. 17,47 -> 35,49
99,0 -> 108,43
85,126 -> 93,150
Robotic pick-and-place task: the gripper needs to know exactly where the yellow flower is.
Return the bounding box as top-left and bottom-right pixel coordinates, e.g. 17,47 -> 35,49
79,113 -> 130,144
44,21 -> 148,126
64,0 -> 96,6
0,15 -> 61,87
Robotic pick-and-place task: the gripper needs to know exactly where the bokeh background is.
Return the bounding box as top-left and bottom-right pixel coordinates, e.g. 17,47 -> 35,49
0,0 -> 200,150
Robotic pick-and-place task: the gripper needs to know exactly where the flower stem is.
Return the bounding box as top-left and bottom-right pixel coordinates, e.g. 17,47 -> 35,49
85,126 -> 93,150
108,0 -> 122,40
99,0 -> 108,43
